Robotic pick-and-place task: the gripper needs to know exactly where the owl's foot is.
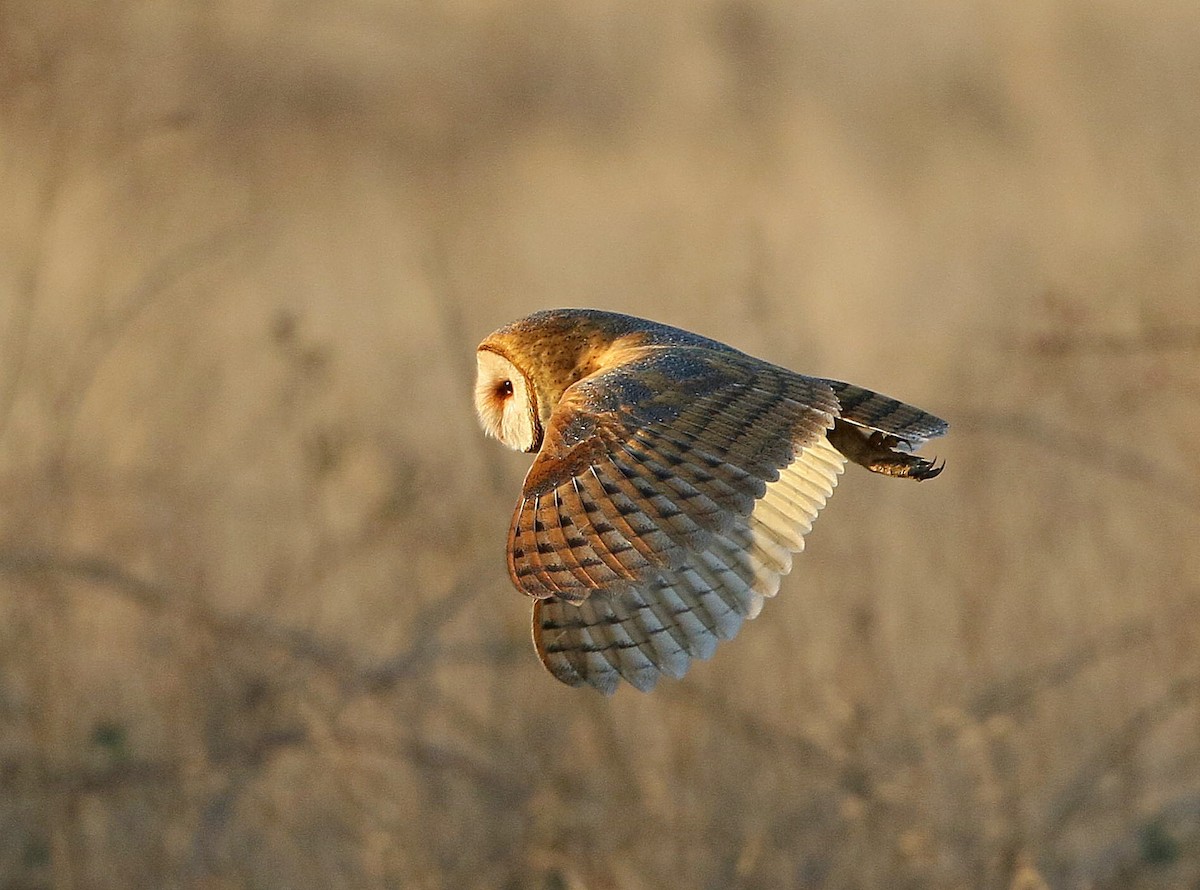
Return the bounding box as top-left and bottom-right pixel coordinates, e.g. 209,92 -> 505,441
867,449 -> 944,480
828,424 -> 945,481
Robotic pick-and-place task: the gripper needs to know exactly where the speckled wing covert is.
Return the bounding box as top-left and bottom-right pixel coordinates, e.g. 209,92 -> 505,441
509,346 -> 855,693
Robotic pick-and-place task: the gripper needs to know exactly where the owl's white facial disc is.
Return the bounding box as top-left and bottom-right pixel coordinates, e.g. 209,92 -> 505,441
474,349 -> 541,453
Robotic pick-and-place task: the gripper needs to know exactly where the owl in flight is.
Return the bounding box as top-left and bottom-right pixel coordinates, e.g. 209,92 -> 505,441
474,309 -> 947,694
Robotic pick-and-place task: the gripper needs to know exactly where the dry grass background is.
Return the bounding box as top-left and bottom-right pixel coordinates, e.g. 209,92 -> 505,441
2,1 -> 1200,888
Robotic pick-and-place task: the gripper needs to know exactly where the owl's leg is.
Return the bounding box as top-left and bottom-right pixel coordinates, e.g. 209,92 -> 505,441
826,423 -> 944,481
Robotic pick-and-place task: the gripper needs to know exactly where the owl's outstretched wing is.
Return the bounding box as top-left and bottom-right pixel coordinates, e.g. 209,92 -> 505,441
531,433 -> 847,693
508,346 -> 847,693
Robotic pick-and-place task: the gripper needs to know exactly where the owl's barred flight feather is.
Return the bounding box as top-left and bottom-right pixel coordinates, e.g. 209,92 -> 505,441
475,309 -> 947,693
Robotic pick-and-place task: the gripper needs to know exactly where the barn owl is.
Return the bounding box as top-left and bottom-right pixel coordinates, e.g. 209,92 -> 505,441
475,309 -> 947,694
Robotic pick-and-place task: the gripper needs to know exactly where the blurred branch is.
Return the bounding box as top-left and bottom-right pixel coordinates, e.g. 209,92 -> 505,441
185,729 -> 311,881
332,727 -> 532,804
0,549 -> 171,609
955,410 -> 1200,512
0,546 -> 490,692
0,120 -> 69,445
392,736 -> 529,800
667,683 -> 844,775
999,327 -> 1200,355
57,225 -> 254,457
0,546 -> 354,672
1,758 -> 179,794
0,272 -> 39,448
186,767 -> 256,880
90,227 -> 246,348
1071,790 -> 1200,887
353,559 -> 489,691
1039,674 -> 1200,844
421,639 -> 528,666
966,619 -> 1157,720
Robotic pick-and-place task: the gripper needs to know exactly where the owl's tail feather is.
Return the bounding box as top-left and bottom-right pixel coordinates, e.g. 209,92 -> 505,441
822,379 -> 948,447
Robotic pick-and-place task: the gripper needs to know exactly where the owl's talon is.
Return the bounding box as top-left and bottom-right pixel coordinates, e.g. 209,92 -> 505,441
913,457 -> 944,481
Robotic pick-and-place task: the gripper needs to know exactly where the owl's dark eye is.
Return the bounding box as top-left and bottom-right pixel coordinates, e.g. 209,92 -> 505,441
496,379 -> 514,399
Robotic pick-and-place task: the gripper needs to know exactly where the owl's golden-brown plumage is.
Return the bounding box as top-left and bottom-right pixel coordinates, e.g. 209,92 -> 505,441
475,309 -> 947,694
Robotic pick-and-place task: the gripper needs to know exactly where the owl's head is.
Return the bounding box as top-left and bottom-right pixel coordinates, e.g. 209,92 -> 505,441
474,346 -> 543,453
474,309 -> 656,453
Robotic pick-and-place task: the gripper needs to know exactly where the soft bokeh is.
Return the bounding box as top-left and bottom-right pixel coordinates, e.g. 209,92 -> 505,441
2,2 -> 1199,887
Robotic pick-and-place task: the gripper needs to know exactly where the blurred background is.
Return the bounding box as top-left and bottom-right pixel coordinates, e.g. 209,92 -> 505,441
2,1 -> 1199,888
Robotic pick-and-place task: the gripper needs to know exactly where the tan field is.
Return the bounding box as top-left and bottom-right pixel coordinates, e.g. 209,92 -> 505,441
2,2 -> 1199,887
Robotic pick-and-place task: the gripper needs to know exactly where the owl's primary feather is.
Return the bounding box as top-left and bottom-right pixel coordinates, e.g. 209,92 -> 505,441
532,433 -> 845,692
475,309 -> 947,693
